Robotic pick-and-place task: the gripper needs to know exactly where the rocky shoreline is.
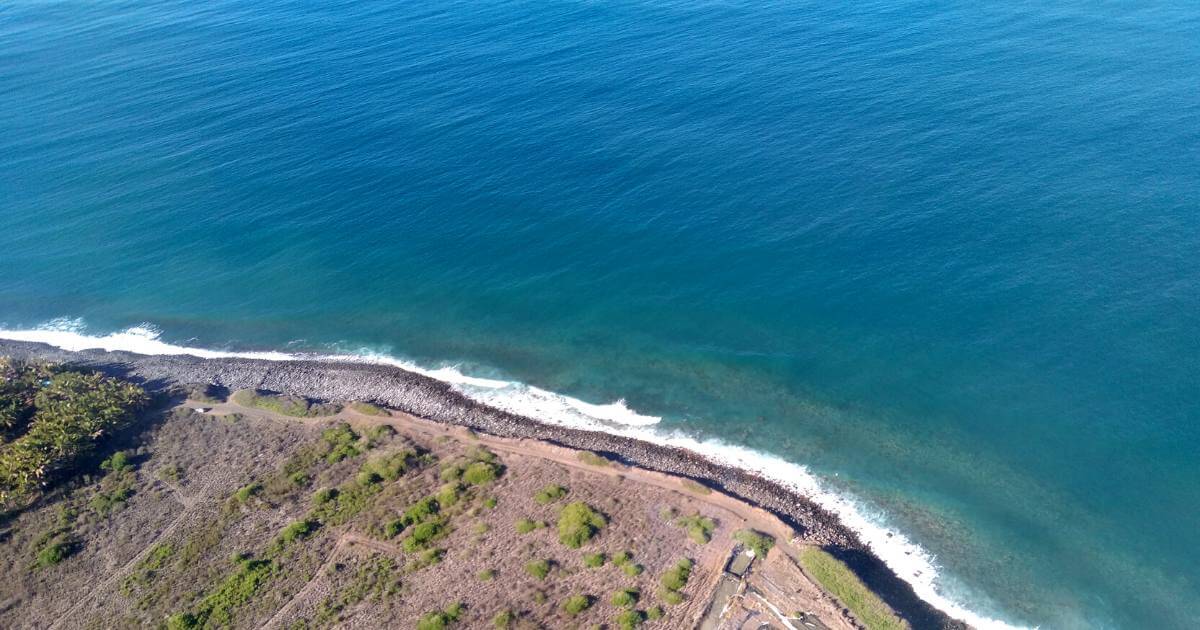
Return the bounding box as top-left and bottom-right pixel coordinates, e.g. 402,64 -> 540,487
0,338 -> 964,630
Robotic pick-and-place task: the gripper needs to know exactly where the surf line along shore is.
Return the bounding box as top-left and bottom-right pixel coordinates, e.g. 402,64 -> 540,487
0,338 -> 965,630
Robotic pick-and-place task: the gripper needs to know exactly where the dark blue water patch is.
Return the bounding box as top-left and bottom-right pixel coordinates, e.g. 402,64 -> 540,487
2,0 -> 1199,627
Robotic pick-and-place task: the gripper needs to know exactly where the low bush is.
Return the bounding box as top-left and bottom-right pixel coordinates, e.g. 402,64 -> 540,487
350,401 -> 386,416
234,482 -> 262,504
583,552 -> 606,568
646,605 -> 664,620
622,562 -> 644,577
610,588 -> 639,609
463,461 -> 501,485
733,529 -> 775,558
798,547 -> 906,630
616,609 -> 646,629
557,501 -> 605,548
534,484 -> 569,505
561,594 -> 591,616
676,513 -> 717,545
525,559 -> 551,580
660,558 -> 693,592
416,602 -> 465,630
492,609 -> 515,628
403,520 -> 446,552
516,518 -> 546,534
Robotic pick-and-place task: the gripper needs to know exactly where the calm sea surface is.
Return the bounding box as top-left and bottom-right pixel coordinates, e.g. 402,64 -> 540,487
2,1 -> 1198,627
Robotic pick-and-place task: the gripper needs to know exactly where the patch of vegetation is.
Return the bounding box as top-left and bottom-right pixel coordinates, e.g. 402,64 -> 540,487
121,544 -> 174,596
234,482 -> 263,504
277,519 -> 319,547
157,464 -> 183,482
562,594 -> 592,616
611,588 -> 639,609
622,562 -> 644,577
492,609 -> 515,628
681,478 -> 712,495
305,556 -> 400,628
34,538 -> 72,568
612,550 -> 632,565
525,559 -> 551,580
646,605 -> 663,620
799,547 -> 906,630
321,423 -> 362,463
462,461 -> 501,485
675,513 -> 716,545
185,383 -> 226,404
437,482 -> 463,507
583,552 -> 606,568
0,363 -> 147,507
406,548 -> 445,572
403,520 -> 448,552
616,609 -> 646,629
660,590 -> 683,605
176,556 -> 276,627
576,451 -> 609,467
358,449 -> 414,484
516,518 -> 546,534
477,568 -> 495,581
231,389 -> 340,418
660,558 -> 693,593
483,496 -> 498,509
534,483 -> 569,505
557,501 -> 605,548
416,602 -> 465,630
733,529 -> 775,558
349,401 -> 386,416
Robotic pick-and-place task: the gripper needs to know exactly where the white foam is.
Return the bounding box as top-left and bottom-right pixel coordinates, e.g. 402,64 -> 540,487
0,320 -> 1025,629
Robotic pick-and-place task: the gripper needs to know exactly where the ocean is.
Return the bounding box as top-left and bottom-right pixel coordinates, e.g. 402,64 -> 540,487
2,0 -> 1198,627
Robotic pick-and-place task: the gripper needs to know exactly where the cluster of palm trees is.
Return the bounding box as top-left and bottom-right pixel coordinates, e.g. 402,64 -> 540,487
0,359 -> 147,508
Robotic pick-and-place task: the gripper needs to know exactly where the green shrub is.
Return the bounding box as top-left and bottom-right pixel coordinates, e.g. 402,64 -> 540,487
583,552 -> 606,568
437,482 -> 463,507
616,609 -> 646,629
612,550 -> 632,565
525,559 -> 551,580
463,461 -> 501,485
234,482 -> 262,503
383,519 -> 406,539
403,496 -> 440,524
35,539 -> 71,568
660,558 -> 693,592
279,519 -> 318,546
557,501 -> 605,548
661,590 -> 684,605
646,605 -> 663,620
165,613 -> 199,630
562,594 -> 591,616
492,609 -> 515,628
289,471 -> 309,487
622,563 -> 644,577
484,496 -> 498,509
516,518 -> 545,534
610,588 -> 639,608
440,464 -> 463,482
534,484 -> 569,504
681,479 -> 712,495
157,465 -> 183,482
403,521 -> 446,552
360,450 -> 412,483
676,513 -> 716,545
416,602 -> 465,630
100,450 -> 133,473
313,487 -> 338,505
321,423 -> 361,463
733,529 -> 775,558
477,568 -> 495,581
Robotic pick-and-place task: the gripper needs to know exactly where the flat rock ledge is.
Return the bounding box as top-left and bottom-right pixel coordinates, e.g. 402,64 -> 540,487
0,339 -> 966,630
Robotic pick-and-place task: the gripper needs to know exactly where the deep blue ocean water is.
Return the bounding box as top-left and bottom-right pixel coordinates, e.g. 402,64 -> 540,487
2,1 -> 1198,627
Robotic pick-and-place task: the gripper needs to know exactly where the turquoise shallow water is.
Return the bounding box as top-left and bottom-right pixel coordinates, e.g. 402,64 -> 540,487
2,1 -> 1199,627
